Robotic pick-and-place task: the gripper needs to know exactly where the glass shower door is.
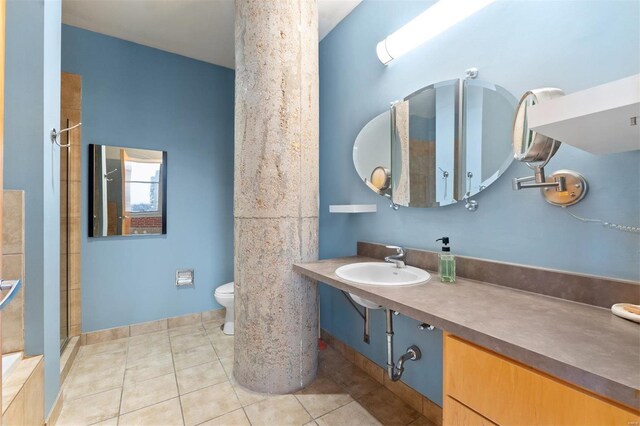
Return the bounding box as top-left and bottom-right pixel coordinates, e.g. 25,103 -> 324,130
60,121 -> 70,351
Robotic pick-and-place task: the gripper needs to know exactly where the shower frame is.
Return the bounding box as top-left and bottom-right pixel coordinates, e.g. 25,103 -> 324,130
60,72 -> 83,351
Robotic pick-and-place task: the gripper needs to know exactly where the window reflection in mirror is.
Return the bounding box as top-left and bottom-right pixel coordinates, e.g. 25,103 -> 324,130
124,160 -> 161,213
90,144 -> 167,237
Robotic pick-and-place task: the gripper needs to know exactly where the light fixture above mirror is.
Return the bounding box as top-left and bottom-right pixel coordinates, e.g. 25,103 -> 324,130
376,0 -> 496,65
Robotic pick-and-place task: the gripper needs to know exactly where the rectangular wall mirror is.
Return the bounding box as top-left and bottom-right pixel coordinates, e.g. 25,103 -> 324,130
89,144 -> 167,237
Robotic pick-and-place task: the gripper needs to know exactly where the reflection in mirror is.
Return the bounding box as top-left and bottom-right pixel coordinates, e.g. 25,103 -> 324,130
512,89 -> 564,163
463,79 -> 517,197
392,79 -> 459,207
353,78 -> 517,209
90,144 -> 167,237
390,79 -> 517,208
353,112 -> 391,196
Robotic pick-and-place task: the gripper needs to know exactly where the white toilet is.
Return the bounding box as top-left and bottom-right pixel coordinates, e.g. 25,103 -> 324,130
214,282 -> 234,335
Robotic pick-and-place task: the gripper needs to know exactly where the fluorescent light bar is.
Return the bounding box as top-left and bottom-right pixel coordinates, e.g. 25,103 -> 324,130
376,0 -> 496,65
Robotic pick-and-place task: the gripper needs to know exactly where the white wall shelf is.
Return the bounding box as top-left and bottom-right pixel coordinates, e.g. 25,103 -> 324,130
329,204 -> 377,214
528,74 -> 640,155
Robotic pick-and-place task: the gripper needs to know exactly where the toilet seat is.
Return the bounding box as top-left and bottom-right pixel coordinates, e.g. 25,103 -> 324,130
215,293 -> 233,301
214,282 -> 234,296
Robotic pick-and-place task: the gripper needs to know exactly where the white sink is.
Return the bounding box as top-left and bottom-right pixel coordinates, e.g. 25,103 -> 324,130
335,262 -> 431,286
335,262 -> 431,310
349,294 -> 384,310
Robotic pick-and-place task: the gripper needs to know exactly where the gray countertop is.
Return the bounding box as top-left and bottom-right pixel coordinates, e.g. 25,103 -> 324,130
294,256 -> 640,409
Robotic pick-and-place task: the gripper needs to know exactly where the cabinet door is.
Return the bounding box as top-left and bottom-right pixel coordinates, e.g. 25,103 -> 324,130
445,396 -> 497,426
444,334 -> 639,425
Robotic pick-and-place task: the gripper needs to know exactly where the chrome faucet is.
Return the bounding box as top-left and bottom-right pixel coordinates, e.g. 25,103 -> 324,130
384,245 -> 406,268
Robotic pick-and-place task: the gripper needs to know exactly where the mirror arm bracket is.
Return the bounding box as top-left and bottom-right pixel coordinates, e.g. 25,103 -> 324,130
512,165 -> 567,191
513,178 -> 566,191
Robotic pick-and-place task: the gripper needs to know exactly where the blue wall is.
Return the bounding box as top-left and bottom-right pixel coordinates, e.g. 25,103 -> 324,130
62,26 -> 235,332
318,0 -> 640,406
4,0 -> 62,414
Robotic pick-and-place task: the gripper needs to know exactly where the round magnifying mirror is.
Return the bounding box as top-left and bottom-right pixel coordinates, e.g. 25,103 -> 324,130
353,111 -> 391,195
512,88 -> 564,163
370,166 -> 390,191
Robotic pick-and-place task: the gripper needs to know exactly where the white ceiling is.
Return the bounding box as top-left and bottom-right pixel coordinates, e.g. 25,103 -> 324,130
62,0 -> 361,69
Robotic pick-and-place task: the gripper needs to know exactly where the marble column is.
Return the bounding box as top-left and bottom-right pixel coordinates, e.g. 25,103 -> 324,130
233,0 -> 319,393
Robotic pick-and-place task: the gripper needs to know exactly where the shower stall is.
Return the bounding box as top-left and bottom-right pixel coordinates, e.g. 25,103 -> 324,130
59,72 -> 83,351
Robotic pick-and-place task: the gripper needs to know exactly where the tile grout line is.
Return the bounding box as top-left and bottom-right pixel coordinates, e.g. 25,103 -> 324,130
206,319 -> 252,426
231,344 -> 370,423
123,334 -> 180,414
80,318 -> 233,424
59,346 -> 128,407
241,407 -> 254,426
86,416 -> 118,426
90,322 -> 422,425
191,407 -> 245,426
60,318 -> 226,425
347,374 -> 421,426
309,396 -> 359,423
119,322 -> 214,424
115,337 -> 130,419
291,393 -> 315,423
178,316 -> 240,425
224,358 -> 248,416
119,376 -> 181,417
295,386 -> 355,421
314,350 -> 386,423
321,346 -> 421,418
57,387 -> 125,425
204,319 -> 254,425
173,342 -> 220,372
323,334 -> 440,422
66,318 -> 411,426
170,321 -> 190,426
109,398 -> 182,422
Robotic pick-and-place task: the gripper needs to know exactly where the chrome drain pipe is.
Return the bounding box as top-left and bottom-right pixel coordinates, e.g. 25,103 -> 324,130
341,291 -> 370,344
363,306 -> 370,344
386,309 -> 421,381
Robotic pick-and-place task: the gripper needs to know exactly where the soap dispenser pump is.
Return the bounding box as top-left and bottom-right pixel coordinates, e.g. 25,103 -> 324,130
436,237 -> 456,283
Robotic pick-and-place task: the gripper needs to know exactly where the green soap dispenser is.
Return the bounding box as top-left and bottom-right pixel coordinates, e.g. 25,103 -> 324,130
436,237 -> 456,283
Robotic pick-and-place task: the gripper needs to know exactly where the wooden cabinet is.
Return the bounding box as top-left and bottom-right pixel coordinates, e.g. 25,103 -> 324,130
446,396 -> 496,426
444,333 -> 639,426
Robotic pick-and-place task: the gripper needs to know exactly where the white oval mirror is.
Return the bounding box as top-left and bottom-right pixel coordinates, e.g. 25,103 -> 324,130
352,111 -> 391,195
352,78 -> 517,208
464,79 -> 518,196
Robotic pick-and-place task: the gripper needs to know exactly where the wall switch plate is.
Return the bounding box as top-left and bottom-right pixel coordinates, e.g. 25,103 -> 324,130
176,269 -> 194,287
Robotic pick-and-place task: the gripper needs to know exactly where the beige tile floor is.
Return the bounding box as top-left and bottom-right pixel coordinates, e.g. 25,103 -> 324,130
57,320 -> 434,426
